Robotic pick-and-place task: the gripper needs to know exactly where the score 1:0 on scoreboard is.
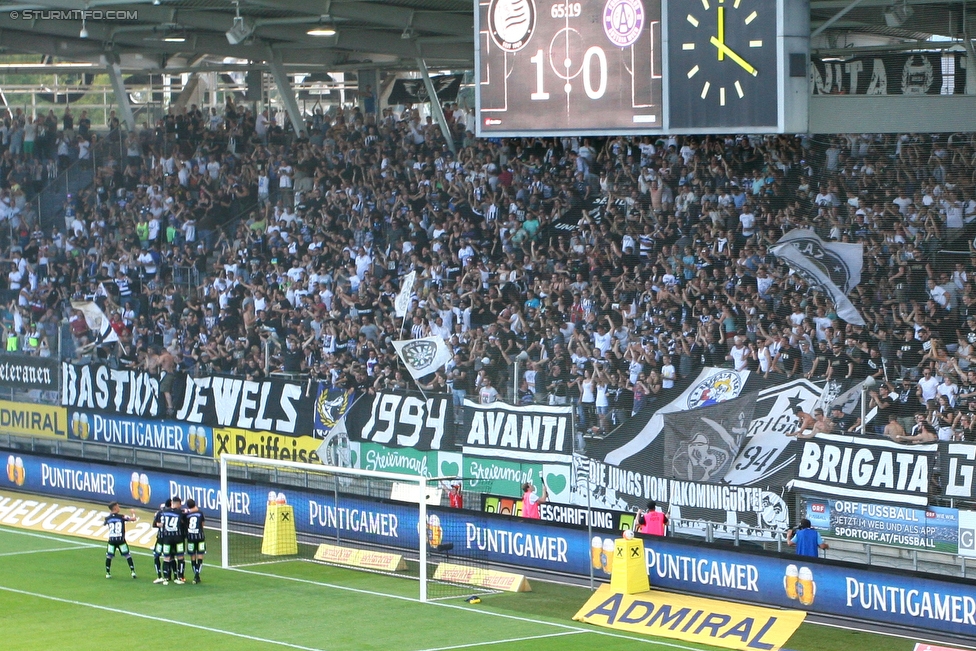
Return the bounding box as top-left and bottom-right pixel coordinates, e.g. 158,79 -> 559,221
477,0 -> 662,135
475,0 -> 807,136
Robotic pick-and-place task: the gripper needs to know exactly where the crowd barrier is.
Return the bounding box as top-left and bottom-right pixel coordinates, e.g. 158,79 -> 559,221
2,449 -> 975,639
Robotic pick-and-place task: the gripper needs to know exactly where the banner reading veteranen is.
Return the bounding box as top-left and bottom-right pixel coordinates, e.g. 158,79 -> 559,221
461,400 -> 574,463
0,356 -> 59,391
346,390 -> 453,451
791,434 -> 937,506
176,374 -> 314,435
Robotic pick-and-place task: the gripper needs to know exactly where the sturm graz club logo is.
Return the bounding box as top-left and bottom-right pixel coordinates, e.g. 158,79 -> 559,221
402,340 -> 437,371
316,389 -> 349,429
603,0 -> 644,48
487,0 -> 536,52
687,370 -> 743,409
785,237 -> 854,292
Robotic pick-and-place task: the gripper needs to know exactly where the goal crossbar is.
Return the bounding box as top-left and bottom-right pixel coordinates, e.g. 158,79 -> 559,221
219,453 -> 433,601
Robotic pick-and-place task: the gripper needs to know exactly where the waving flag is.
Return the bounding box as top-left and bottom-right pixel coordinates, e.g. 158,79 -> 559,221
395,270 -> 417,318
71,299 -> 119,344
393,336 -> 451,379
771,229 -> 864,325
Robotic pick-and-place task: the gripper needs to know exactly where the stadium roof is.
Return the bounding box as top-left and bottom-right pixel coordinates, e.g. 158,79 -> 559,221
0,0 -> 970,72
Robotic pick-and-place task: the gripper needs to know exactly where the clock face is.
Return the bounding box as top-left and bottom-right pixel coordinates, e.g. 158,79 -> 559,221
667,0 -> 778,130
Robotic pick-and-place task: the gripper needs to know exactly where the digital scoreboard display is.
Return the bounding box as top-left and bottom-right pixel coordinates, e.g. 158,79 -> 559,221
476,0 -> 663,136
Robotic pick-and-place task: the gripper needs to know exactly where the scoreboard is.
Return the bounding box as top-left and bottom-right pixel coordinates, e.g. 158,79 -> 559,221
477,0 -> 662,134
474,0 -> 810,136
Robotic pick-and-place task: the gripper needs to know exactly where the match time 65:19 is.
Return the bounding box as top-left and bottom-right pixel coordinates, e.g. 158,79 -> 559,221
551,2 -> 582,18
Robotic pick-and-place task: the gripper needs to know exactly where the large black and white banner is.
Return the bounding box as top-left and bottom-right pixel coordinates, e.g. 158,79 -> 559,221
461,399 -> 574,462
62,362 -> 161,418
771,229 -> 864,326
811,53 -> 966,95
791,435 -> 937,507
0,356 -> 59,391
940,442 -> 976,500
661,393 -> 756,482
723,377 -> 830,487
387,74 -> 463,105
61,363 -> 315,435
176,375 -> 314,435
346,390 -> 453,451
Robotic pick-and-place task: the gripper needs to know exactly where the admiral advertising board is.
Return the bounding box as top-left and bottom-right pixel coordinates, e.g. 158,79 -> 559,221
7,450 -> 976,638
0,398 -> 67,439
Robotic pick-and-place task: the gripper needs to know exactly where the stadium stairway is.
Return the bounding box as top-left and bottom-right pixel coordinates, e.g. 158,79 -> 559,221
823,537 -> 976,579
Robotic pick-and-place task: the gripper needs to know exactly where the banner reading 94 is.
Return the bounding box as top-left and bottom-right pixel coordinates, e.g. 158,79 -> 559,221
476,0 -> 662,135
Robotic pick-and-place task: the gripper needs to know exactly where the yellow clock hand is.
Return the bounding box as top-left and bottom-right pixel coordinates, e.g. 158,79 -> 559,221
709,36 -> 758,76
718,6 -> 725,60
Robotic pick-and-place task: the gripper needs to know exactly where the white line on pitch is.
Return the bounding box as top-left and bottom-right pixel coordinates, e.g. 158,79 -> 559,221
0,546 -> 96,557
228,567 -> 705,650
0,527 -> 102,548
0,585 -> 329,651
416,631 -> 584,651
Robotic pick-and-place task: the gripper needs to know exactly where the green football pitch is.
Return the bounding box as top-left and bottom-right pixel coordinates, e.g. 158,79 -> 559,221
0,525 -> 941,651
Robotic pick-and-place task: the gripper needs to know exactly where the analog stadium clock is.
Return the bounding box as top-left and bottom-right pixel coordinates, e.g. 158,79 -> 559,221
667,0 -> 779,130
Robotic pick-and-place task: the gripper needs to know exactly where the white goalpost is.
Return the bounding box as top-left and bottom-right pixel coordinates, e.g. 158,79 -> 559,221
219,453 -> 480,602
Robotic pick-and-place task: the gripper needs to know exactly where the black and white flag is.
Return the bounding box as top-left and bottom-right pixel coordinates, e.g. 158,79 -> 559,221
71,300 -> 119,344
393,336 -> 452,380
771,229 -> 864,325
661,393 -> 757,482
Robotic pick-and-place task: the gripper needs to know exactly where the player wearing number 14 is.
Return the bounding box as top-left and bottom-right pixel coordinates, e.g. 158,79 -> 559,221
104,502 -> 138,579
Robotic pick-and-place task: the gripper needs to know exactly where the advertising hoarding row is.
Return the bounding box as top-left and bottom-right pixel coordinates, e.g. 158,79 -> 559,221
3,450 -> 975,638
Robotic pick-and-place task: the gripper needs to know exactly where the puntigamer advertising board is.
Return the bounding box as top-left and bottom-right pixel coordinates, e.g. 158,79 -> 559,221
4,450 -> 976,638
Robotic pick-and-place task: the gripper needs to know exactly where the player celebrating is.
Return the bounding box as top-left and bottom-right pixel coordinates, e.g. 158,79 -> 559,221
151,499 -> 170,583
103,502 -> 138,579
184,498 -> 206,584
156,495 -> 187,585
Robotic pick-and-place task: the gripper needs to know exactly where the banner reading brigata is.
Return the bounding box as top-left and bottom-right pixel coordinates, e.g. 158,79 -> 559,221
791,434 -> 936,506
0,356 -> 59,391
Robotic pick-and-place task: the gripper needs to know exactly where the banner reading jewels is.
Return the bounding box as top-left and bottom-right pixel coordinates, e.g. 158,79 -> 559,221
0,356 -> 59,391
60,362 -> 314,436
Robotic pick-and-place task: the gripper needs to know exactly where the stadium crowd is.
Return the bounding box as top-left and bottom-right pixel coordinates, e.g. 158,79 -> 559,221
2,99 -> 976,441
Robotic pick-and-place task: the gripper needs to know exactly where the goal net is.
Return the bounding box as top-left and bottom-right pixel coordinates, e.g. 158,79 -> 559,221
219,454 -> 491,602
